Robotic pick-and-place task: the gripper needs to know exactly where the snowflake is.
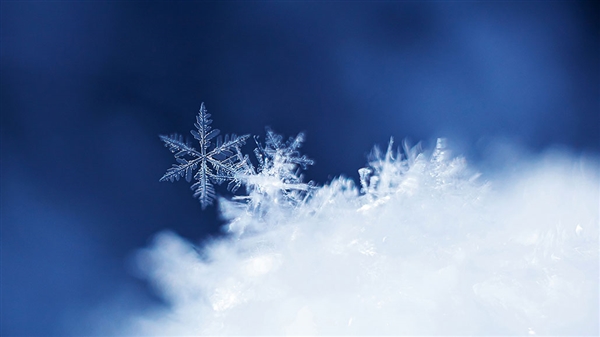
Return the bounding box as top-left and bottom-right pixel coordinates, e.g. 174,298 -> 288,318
220,128 -> 315,234
160,103 -> 250,209
239,128 -> 315,207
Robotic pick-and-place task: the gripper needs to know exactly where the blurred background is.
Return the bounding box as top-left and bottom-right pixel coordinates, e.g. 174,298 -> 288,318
1,1 -> 598,335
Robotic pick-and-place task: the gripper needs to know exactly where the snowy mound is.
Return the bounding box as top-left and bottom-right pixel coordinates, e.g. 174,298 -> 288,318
122,138 -> 599,336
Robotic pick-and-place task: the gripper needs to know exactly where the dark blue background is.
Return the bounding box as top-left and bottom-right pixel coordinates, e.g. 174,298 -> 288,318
2,2 -> 598,335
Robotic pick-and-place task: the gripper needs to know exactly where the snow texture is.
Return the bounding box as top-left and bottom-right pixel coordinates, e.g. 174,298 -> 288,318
126,135 -> 598,336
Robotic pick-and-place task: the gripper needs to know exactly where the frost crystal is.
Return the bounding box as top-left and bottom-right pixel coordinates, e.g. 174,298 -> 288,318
220,129 -> 315,234
240,129 -> 314,205
358,138 -> 476,201
160,103 -> 250,209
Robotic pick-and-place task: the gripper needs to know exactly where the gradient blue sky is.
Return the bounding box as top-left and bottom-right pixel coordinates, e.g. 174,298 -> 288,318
1,2 -> 598,335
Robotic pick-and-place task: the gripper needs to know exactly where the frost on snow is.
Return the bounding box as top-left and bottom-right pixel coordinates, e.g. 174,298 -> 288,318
128,106 -> 600,336
221,128 -> 316,235
159,103 -> 249,209
243,128 -> 314,205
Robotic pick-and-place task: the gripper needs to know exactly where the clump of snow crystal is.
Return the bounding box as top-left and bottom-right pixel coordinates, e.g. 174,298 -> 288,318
122,138 -> 598,336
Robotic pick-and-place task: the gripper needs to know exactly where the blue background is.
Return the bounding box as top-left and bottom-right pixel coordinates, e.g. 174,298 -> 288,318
2,2 -> 598,335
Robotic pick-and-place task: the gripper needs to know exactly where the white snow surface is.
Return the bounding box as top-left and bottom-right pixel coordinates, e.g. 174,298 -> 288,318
118,141 -> 598,336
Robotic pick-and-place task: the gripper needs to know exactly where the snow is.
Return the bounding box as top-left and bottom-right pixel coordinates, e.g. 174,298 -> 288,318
111,140 -> 598,335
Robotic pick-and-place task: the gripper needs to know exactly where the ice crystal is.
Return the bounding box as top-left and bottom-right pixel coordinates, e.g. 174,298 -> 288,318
160,103 -> 250,209
219,129 -> 315,235
358,138 -> 477,202
239,129 -> 314,205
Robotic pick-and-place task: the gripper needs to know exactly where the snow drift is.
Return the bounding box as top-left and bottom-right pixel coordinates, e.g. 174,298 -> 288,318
114,139 -> 598,336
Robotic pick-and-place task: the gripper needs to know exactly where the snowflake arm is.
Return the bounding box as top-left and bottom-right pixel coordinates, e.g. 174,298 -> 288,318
191,161 -> 216,209
159,134 -> 202,183
191,104 -> 220,151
